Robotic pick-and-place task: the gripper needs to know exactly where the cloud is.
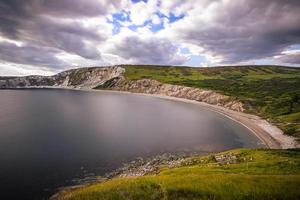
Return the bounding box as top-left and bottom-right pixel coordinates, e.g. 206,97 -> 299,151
274,50 -> 300,64
0,0 -> 115,66
23,17 -> 105,59
0,41 -> 66,68
128,0 -> 154,25
151,14 -> 161,25
159,0 -> 197,17
0,62 -> 56,76
0,0 -> 300,76
38,0 -> 121,18
0,0 -> 121,20
106,28 -> 189,65
161,0 -> 300,64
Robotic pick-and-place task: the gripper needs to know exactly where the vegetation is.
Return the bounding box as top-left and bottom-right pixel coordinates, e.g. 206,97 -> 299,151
54,65 -> 300,199
68,67 -> 99,85
122,65 -> 300,140
55,149 -> 300,200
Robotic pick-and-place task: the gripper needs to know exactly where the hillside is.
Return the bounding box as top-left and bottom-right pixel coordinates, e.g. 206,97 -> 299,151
0,66 -> 124,89
120,65 -> 300,140
52,148 -> 300,200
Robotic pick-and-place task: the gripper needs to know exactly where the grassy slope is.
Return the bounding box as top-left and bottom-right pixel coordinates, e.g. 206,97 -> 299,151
56,149 -> 300,200
122,65 -> 300,140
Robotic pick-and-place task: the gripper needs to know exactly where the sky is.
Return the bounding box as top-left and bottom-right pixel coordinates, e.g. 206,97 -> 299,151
0,0 -> 300,76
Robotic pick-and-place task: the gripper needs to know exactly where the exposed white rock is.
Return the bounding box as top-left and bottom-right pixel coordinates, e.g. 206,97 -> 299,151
0,66 -> 125,89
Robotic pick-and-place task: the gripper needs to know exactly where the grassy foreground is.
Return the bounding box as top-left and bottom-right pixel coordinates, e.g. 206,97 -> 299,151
122,65 -> 300,140
54,149 -> 300,200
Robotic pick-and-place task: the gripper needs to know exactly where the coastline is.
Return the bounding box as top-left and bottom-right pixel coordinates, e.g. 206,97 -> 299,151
2,86 -> 299,149
94,89 -> 298,149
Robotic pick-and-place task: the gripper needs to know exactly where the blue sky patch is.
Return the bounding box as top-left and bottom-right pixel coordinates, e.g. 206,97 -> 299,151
168,13 -> 185,23
131,0 -> 147,3
185,55 -> 209,67
112,11 -> 130,22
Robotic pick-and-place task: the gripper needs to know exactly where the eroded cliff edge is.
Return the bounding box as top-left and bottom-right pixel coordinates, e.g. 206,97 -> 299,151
97,77 -> 244,112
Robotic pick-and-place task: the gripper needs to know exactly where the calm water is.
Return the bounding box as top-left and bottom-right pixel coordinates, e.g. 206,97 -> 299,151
0,89 -> 264,199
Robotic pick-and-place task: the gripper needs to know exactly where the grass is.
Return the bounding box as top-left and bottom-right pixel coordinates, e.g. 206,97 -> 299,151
121,65 -> 300,140
55,149 -> 300,200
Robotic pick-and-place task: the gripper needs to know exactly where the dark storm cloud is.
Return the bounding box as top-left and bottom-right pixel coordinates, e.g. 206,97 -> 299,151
0,42 -> 65,67
0,0 -> 119,67
40,0 -> 117,17
0,0 -> 120,20
172,0 -> 300,64
20,17 -> 103,59
110,35 -> 188,65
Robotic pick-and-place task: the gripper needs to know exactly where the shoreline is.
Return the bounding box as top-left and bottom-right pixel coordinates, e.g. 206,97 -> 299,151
95,89 -> 298,149
2,86 -> 299,149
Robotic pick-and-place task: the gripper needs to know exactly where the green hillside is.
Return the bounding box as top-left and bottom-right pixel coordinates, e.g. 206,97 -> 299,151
122,65 -> 300,140
54,149 -> 300,200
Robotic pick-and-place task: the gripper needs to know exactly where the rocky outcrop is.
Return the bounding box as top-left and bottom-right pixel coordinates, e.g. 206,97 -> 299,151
101,78 -> 245,112
105,152 -> 191,179
0,66 -> 124,89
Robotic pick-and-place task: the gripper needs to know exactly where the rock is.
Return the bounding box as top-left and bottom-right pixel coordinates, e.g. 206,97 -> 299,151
0,66 -> 125,89
109,78 -> 245,112
214,153 -> 239,164
104,152 -> 193,179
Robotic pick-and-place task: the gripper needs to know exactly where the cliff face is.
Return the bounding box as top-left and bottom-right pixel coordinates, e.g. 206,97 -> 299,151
0,66 -> 124,89
98,77 -> 244,112
0,66 -> 244,112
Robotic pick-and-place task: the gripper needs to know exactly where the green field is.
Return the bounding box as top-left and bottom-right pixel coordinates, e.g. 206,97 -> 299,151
122,65 -> 300,140
55,149 -> 300,200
